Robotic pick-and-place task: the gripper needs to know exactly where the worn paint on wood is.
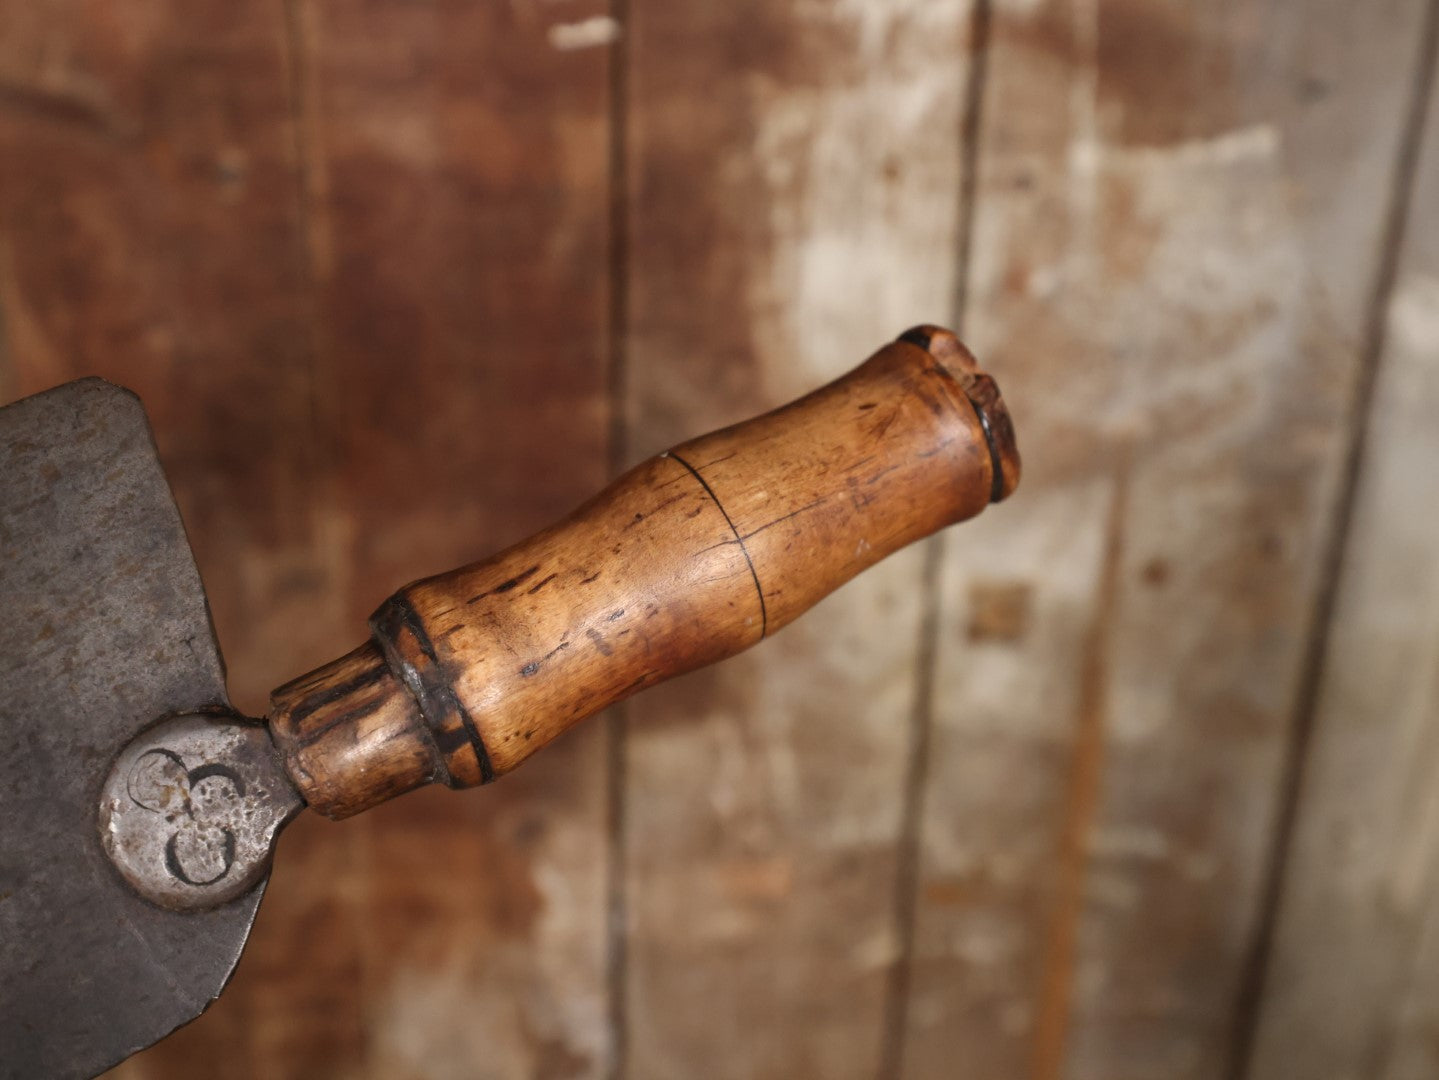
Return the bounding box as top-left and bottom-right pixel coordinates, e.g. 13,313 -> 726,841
255,2 -> 616,1077
0,2 -> 358,1075
619,2 -> 973,1077
1,0 -> 616,1076
904,1 -> 1437,1078
1249,21 -> 1439,1079
3,0 -> 1439,1076
0,0 -> 329,701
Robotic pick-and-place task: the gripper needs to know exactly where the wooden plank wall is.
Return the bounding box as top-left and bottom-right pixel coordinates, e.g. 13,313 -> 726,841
909,4 -> 1438,1080
620,3 -> 971,1078
0,1 -> 1435,1078
0,1 -> 616,1076
1249,13 -> 1439,1080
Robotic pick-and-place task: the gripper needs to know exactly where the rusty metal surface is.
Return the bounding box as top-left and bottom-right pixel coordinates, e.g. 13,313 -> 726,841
0,379 -> 274,1079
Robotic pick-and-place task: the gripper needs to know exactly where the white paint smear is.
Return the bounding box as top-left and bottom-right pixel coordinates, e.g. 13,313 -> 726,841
1126,123 -> 1281,169
1389,274 -> 1439,354
548,14 -> 620,50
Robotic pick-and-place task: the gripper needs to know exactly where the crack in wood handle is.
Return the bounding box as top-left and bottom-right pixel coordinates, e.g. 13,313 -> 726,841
267,327 -> 1021,818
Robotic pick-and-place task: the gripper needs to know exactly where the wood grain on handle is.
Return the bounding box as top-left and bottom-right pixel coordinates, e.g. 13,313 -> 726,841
268,327 -> 1020,818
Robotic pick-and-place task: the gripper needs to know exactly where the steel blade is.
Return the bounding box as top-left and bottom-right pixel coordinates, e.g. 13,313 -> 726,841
0,379 -> 279,1079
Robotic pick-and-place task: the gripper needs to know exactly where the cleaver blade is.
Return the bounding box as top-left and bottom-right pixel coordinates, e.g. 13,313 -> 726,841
0,379 -> 295,1080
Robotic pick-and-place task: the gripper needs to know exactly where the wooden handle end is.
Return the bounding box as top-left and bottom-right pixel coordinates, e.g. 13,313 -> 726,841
898,324 -> 1020,502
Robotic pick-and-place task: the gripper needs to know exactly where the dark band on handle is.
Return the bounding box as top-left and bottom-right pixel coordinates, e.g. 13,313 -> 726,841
369,593 -> 497,785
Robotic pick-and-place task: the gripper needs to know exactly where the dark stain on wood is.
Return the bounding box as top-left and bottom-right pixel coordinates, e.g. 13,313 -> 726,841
1003,0 -> 1242,147
966,580 -> 1035,644
527,572 -> 560,595
1031,466 -> 1128,1080
469,564 -> 542,602
1142,557 -> 1170,587
586,628 -> 615,657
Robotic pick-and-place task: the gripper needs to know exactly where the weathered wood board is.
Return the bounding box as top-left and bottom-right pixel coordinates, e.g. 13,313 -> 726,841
181,2 -> 615,1076
1,0 -> 616,1077
903,1 -> 1437,1078
0,2 -> 351,1074
0,0 -> 324,700
619,2 -> 974,1077
1249,28 -> 1439,1080
2,0 -> 1437,1077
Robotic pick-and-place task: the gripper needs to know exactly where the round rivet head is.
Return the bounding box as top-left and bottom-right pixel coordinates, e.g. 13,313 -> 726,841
98,713 -> 303,911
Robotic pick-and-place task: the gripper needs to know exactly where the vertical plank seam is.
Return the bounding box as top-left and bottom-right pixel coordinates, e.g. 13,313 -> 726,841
0,261 -> 11,402
876,2 -> 994,1076
277,0 -> 335,561
1357,23 -> 1439,1066
0,229 -> 11,400
952,0 -> 994,338
281,0 -> 324,289
1370,789 -> 1439,1079
1226,3 -> 1439,1077
876,534 -> 947,1080
604,0 -> 633,1075
1030,463 -> 1128,1080
276,0 -> 369,1069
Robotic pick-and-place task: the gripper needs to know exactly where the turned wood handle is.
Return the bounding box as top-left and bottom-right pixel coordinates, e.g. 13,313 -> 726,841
268,327 -> 1020,818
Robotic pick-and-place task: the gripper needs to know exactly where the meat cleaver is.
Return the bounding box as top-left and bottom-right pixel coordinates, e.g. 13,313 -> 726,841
0,327 -> 1019,1078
